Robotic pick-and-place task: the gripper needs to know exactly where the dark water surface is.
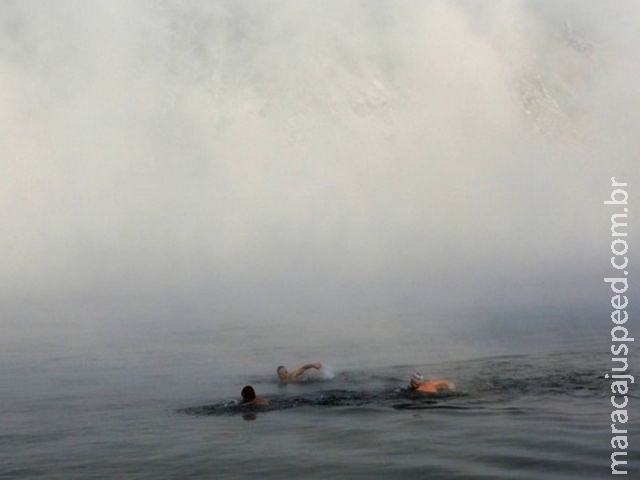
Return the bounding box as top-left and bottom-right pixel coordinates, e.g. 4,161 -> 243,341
1,323 -> 637,479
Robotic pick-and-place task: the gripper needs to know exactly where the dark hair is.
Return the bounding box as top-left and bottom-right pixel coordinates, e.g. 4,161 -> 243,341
241,385 -> 256,402
277,366 -> 287,374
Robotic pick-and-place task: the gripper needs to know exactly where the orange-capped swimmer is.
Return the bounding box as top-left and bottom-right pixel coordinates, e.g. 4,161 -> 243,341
241,385 -> 269,406
409,372 -> 455,393
276,363 -> 322,382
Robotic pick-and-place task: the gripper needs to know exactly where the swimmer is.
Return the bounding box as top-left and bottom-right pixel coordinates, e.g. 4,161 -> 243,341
409,372 -> 454,393
241,385 -> 269,406
276,363 -> 322,382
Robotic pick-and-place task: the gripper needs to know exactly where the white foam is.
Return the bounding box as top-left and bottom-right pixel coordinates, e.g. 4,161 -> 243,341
318,364 -> 335,380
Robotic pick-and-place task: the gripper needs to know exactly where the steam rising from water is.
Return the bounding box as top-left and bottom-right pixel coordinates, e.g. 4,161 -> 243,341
1,1 -> 638,346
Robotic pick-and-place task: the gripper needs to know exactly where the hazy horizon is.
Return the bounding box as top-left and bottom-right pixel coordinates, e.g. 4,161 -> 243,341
2,1 -> 638,353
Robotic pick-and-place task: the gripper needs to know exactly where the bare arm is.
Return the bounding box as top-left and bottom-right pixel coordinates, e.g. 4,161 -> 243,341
291,362 -> 322,378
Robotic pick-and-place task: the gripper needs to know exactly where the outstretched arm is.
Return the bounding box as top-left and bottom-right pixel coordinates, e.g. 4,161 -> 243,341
291,362 -> 322,378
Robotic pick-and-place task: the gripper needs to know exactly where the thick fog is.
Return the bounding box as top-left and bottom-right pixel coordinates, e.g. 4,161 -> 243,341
1,1 -> 638,351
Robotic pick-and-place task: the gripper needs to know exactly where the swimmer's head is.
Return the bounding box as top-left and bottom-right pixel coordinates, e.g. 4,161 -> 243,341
276,366 -> 288,381
241,385 -> 256,403
410,372 -> 425,389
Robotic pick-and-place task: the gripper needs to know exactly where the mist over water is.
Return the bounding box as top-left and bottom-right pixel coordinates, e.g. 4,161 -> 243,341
2,1 -> 639,348
2,2 -> 640,478
1,0 -> 639,378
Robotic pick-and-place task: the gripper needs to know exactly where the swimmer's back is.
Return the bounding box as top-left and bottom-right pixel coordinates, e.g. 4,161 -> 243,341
414,378 -> 454,393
